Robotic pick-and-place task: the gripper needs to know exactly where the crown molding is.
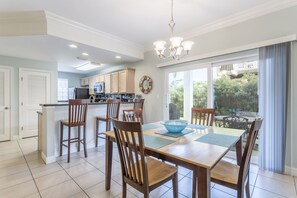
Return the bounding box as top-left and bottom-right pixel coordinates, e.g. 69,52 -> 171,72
145,0 -> 297,52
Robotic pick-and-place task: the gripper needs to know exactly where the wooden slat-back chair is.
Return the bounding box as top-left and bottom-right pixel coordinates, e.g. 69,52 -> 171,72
123,109 -> 144,124
133,98 -> 145,110
60,99 -> 89,163
112,119 -> 178,198
210,118 -> 263,198
191,108 -> 215,126
95,98 -> 120,146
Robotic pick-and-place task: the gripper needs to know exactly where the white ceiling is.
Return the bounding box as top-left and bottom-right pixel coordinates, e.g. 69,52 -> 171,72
0,0 -> 292,73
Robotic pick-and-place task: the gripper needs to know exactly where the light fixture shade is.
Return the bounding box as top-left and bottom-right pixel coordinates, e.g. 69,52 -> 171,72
153,40 -> 166,50
170,37 -> 183,48
176,47 -> 183,56
182,41 -> 194,51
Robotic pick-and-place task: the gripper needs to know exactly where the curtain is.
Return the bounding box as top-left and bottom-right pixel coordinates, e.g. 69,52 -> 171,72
258,42 -> 290,173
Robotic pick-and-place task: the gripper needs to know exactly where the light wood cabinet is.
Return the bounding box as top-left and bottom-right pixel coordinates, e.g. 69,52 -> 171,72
80,77 -> 89,86
119,69 -> 135,93
88,76 -> 97,95
111,72 -> 119,94
104,74 -> 111,94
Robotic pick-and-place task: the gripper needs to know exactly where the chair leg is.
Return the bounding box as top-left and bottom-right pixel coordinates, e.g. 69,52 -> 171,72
67,126 -> 71,163
60,123 -> 63,156
172,173 -> 178,198
122,181 -> 127,198
106,120 -> 110,131
192,171 -> 197,198
83,125 -> 87,158
95,118 -> 99,147
77,126 -> 81,152
245,174 -> 251,198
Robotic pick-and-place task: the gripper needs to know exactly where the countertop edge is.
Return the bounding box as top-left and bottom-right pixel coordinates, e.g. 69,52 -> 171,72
40,102 -> 136,107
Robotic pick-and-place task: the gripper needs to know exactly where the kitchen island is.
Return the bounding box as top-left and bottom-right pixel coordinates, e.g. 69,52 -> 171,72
39,102 -> 135,164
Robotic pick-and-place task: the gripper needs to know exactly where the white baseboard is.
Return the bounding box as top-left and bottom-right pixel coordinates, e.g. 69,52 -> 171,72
285,166 -> 297,176
41,152 -> 56,164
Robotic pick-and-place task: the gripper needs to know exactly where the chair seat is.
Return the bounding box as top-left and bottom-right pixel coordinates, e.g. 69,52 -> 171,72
211,160 -> 239,185
146,157 -> 177,187
61,120 -> 85,126
96,116 -> 110,121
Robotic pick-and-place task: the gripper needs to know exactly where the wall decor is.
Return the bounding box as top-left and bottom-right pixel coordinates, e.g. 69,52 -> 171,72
139,75 -> 152,94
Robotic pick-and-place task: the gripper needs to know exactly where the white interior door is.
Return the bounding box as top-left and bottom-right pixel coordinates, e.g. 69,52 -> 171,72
20,69 -> 51,138
0,67 -> 11,141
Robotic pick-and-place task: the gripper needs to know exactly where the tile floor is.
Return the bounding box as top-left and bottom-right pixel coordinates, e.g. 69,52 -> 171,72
0,137 -> 297,198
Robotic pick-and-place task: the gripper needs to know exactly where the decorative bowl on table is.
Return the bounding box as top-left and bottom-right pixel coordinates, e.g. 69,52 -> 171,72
160,120 -> 188,133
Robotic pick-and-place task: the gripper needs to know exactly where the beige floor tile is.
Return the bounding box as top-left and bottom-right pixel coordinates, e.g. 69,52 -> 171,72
57,156 -> 86,169
35,169 -> 71,190
177,176 -> 194,197
0,157 -> 26,169
213,184 -> 254,197
160,189 -> 188,198
69,191 -> 89,198
178,166 -> 191,176
0,162 -> 29,177
255,175 -> 297,197
115,190 -> 137,198
0,170 -> 32,190
252,187 -> 287,198
128,185 -> 170,198
85,181 -> 122,198
27,158 -> 46,169
24,151 -> 43,162
211,188 -> 236,198
258,170 -> 295,184
0,180 -> 38,198
40,180 -> 81,198
65,162 -> 97,178
24,193 -> 41,198
31,162 -> 63,178
73,169 -> 105,189
0,152 -> 23,161
164,174 -> 185,188
249,164 -> 259,174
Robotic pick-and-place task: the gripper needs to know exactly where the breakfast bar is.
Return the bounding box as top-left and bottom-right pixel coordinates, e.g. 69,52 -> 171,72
39,102 -> 134,164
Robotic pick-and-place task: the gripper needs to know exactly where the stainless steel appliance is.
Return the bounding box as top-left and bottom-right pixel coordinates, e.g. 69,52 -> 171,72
94,82 -> 105,94
68,87 -> 89,99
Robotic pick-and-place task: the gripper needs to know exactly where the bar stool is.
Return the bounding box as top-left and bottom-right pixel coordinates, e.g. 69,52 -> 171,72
95,98 -> 120,147
134,98 -> 144,110
60,99 -> 89,163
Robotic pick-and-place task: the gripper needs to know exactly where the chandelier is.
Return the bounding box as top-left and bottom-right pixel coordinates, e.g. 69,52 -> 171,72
153,0 -> 194,60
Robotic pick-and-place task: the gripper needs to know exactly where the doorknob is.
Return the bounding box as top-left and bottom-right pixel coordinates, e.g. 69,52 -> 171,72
4,107 -> 9,110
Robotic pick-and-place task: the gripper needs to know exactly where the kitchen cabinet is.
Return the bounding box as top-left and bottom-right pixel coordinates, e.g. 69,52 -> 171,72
118,69 -> 135,93
88,76 -> 96,95
104,74 -> 111,94
111,72 -> 119,94
99,75 -> 104,82
80,77 -> 89,86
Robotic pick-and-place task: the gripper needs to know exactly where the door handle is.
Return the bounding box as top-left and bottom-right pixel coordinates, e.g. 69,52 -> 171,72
4,107 -> 9,110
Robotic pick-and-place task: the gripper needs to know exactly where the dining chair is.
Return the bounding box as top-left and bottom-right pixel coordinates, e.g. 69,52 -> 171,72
123,108 -> 144,124
223,115 -> 249,131
133,98 -> 145,110
112,119 -> 178,198
191,108 -> 215,126
60,99 -> 89,163
95,98 -> 120,147
210,118 -> 263,198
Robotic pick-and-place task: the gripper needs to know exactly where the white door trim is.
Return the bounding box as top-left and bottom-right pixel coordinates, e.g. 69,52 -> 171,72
19,68 -> 53,139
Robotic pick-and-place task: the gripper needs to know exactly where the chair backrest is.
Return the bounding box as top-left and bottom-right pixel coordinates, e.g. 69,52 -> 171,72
123,109 -> 144,124
223,116 -> 249,131
238,118 -> 263,187
68,99 -> 89,126
112,119 -> 148,187
134,99 -> 144,110
191,108 -> 215,126
106,98 -> 121,119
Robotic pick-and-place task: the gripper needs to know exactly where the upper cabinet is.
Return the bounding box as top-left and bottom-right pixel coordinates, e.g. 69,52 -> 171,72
80,77 -> 89,86
88,76 -> 97,95
104,73 -> 111,94
111,72 -> 119,94
119,69 -> 135,93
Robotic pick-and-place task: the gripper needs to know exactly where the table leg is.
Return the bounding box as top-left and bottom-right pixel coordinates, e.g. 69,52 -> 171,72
105,136 -> 113,190
236,136 -> 243,165
197,167 -> 210,198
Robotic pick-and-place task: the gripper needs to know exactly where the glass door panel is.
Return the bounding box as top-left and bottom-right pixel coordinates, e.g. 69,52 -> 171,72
168,72 -> 184,120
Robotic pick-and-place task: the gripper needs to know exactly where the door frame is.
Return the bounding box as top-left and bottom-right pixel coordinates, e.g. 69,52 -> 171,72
0,65 -> 14,141
19,68 -> 53,139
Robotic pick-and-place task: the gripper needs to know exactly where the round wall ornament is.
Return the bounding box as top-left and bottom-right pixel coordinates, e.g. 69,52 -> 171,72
139,75 -> 153,94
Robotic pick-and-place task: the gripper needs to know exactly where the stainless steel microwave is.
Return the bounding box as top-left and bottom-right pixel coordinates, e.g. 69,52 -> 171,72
94,82 -> 105,94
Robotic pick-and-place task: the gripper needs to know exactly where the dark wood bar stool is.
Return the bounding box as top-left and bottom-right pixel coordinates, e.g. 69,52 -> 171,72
134,98 -> 144,110
95,98 -> 120,147
60,99 -> 89,163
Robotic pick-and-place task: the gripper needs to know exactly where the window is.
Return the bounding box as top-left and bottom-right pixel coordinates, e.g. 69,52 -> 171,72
58,78 -> 68,101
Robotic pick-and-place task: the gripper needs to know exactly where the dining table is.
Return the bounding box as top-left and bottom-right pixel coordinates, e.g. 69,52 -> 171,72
105,122 -> 245,198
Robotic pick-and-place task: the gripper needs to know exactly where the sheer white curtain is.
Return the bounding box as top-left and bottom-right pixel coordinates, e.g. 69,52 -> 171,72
258,42 -> 290,173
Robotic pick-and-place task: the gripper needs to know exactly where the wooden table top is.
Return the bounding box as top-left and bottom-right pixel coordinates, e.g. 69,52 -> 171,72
105,122 -> 245,169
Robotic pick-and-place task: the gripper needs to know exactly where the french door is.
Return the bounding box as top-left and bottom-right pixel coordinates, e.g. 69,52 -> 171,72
0,66 -> 12,141
19,69 -> 51,138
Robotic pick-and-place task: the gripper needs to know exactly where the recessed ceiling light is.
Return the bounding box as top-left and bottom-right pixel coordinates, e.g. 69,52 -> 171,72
69,44 -> 77,48
75,62 -> 102,71
115,55 -> 121,59
82,52 -> 89,56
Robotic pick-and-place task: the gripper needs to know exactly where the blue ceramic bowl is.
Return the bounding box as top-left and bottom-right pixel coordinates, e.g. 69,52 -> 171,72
161,120 -> 188,133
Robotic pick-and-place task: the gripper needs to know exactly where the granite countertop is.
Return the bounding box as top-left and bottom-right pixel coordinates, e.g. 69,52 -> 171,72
40,101 -> 135,107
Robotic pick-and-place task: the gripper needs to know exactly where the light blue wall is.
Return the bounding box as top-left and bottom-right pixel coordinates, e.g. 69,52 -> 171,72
58,72 -> 86,88
0,55 -> 58,137
129,6 -> 297,171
